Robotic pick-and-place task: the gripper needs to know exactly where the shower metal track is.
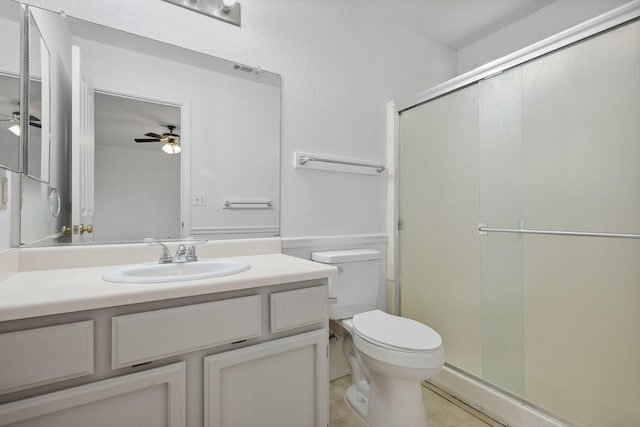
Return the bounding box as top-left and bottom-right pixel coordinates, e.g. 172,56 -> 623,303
479,226 -> 640,239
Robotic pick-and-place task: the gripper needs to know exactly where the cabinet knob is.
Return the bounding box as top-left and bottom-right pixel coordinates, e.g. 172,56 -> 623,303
61,225 -> 71,234
79,224 -> 93,234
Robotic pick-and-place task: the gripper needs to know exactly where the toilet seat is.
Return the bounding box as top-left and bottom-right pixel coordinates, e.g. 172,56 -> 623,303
350,310 -> 444,369
352,310 -> 441,351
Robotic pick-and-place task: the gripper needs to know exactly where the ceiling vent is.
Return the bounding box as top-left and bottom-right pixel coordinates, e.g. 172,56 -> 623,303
233,64 -> 259,74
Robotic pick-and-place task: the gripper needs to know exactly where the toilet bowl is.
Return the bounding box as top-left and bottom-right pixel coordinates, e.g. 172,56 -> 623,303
312,250 -> 444,427
337,311 -> 444,427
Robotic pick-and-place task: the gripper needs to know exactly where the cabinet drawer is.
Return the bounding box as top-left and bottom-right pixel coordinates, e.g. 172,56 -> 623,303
112,295 -> 262,368
0,321 -> 94,394
0,362 -> 186,427
270,286 -> 327,334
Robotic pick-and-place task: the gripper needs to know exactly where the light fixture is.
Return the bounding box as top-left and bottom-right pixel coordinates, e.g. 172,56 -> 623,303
221,0 -> 236,12
162,141 -> 182,154
8,124 -> 20,136
161,0 -> 241,27
4,112 -> 21,136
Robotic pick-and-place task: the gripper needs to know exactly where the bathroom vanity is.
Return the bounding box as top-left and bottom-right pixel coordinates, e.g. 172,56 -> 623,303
0,246 -> 334,427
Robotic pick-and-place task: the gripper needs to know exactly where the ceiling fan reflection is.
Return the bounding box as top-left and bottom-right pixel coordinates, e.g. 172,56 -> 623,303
0,111 -> 41,136
134,124 -> 181,154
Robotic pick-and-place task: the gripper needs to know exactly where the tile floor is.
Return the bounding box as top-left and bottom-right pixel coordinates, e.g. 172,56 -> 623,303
329,375 -> 504,427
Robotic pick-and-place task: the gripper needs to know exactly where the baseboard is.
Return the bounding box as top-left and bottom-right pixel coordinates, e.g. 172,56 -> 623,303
430,366 -> 571,427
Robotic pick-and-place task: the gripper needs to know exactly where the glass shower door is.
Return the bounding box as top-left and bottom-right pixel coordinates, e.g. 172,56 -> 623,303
399,83 -> 483,377
512,19 -> 639,426
399,18 -> 640,427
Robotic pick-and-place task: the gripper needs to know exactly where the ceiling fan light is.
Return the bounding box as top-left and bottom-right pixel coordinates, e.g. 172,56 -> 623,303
8,124 -> 20,136
162,142 -> 181,154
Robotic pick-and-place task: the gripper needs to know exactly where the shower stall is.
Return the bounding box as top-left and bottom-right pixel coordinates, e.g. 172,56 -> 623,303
396,7 -> 639,427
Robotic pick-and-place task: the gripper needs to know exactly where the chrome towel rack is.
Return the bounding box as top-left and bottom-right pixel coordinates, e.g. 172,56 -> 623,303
294,152 -> 386,175
223,199 -> 272,209
479,223 -> 640,239
299,156 -> 386,173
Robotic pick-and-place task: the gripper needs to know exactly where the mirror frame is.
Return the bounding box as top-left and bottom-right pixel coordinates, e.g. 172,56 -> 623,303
25,10 -> 52,183
18,3 -> 28,176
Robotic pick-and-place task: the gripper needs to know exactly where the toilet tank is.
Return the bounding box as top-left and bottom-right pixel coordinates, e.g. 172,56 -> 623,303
311,249 -> 381,320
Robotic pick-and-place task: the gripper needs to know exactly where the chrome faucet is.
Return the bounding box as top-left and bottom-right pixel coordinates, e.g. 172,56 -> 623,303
144,238 -> 173,264
145,238 -> 208,264
173,244 -> 188,263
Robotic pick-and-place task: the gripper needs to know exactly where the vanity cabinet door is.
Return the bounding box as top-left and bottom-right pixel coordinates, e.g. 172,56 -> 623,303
0,362 -> 186,427
204,329 -> 328,427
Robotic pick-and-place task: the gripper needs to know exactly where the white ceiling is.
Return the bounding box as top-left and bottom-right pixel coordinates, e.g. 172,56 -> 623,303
355,0 -> 556,50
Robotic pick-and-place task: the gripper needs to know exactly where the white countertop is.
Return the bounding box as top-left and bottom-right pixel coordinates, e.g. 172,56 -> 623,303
0,253 -> 336,322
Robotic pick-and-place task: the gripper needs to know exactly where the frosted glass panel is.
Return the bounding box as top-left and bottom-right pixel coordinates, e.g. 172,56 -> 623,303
479,67 -> 524,394
517,20 -> 640,426
523,236 -> 640,427
522,21 -> 640,233
479,67 -> 523,229
399,84 -> 482,376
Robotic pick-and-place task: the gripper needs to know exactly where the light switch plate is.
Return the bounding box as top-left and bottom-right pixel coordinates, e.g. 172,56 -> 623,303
193,192 -> 207,206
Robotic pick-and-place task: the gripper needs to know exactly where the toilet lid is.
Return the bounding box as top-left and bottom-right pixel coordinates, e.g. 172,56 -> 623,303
352,310 -> 442,352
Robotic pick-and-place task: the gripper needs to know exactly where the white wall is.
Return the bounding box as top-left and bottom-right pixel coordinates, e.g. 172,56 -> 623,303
0,15 -> 19,72
94,144 -> 180,242
457,0 -> 631,74
93,143 -> 180,242
20,0 -> 457,240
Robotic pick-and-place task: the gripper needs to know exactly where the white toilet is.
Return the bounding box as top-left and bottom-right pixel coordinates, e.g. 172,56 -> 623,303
312,249 -> 444,427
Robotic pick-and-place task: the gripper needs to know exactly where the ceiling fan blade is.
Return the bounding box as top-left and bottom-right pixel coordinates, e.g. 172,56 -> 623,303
144,132 -> 162,138
134,138 -> 160,143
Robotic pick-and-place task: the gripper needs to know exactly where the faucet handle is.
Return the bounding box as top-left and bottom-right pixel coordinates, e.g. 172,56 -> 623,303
144,238 -> 172,264
186,238 -> 208,262
173,244 -> 188,263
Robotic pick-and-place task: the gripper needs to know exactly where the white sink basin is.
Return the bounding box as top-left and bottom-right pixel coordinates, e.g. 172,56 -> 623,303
102,260 -> 250,283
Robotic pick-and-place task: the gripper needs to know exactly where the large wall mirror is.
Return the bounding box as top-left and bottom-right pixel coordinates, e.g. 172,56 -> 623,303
2,0 -> 281,246
0,1 -> 20,173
